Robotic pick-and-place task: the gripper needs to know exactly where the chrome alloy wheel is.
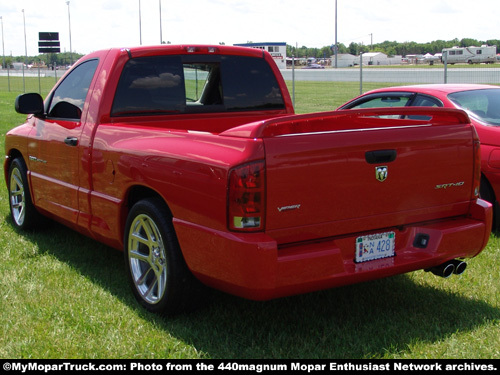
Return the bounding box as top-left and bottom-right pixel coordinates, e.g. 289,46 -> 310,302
9,166 -> 26,227
127,214 -> 167,305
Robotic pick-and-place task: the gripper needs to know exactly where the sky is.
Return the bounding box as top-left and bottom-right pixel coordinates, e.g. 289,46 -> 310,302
0,0 -> 498,57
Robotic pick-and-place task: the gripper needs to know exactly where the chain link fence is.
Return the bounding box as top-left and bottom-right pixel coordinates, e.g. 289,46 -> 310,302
281,57 -> 500,111
0,68 -> 67,95
1,58 -> 499,100
283,64 -> 500,91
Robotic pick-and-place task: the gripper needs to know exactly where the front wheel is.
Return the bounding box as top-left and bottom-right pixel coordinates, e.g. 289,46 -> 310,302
124,198 -> 204,315
8,157 -> 43,230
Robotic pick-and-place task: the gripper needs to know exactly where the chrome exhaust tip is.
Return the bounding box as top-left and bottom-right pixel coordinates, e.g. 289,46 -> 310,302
426,262 -> 455,278
450,259 -> 467,275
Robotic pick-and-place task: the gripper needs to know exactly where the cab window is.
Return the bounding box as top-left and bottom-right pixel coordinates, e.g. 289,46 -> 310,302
47,59 -> 99,120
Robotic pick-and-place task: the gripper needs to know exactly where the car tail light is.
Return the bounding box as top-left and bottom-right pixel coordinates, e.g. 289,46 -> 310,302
472,127 -> 481,199
228,161 -> 265,231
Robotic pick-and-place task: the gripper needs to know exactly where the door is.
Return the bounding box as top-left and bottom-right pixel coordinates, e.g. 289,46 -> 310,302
28,59 -> 99,225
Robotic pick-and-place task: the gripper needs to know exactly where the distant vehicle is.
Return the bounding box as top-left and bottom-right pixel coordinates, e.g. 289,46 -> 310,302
338,83 -> 500,228
302,63 -> 325,69
442,45 -> 497,64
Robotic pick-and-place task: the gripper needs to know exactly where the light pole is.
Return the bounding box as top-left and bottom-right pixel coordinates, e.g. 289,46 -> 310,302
22,9 -> 27,92
159,0 -> 163,44
22,10 -> 27,59
139,0 -> 142,45
1,16 -> 5,69
1,16 -> 10,91
66,1 -> 73,65
334,0 -> 338,68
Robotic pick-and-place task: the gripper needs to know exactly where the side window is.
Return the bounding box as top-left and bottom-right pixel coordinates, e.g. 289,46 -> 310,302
48,59 -> 99,119
412,94 -> 442,107
346,94 -> 412,119
349,95 -> 411,109
405,95 -> 442,120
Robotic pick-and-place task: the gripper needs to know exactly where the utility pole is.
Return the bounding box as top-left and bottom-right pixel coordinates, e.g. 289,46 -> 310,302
334,0 -> 338,68
67,1 -> 73,65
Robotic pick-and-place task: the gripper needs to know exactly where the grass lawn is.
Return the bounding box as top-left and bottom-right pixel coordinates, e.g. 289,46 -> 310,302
0,79 -> 499,359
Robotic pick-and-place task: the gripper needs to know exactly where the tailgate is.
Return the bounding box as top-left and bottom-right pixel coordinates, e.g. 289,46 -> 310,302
233,108 -> 475,244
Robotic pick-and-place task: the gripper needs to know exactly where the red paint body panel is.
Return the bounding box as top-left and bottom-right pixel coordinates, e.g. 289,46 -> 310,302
338,83 -> 500,224
4,47 -> 492,302
174,200 -> 490,300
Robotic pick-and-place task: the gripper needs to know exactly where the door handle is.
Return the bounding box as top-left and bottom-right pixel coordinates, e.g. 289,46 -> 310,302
64,137 -> 78,146
365,149 -> 397,164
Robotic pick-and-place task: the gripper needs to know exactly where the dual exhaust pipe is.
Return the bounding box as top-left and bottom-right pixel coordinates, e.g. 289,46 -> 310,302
425,259 -> 467,278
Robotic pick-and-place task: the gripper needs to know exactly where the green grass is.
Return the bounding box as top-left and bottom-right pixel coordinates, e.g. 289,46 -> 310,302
0,76 -> 59,97
287,81 -> 400,113
0,81 -> 499,359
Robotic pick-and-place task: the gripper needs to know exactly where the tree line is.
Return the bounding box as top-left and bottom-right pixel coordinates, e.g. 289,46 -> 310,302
2,52 -> 84,69
2,37 -> 499,68
287,38 -> 500,59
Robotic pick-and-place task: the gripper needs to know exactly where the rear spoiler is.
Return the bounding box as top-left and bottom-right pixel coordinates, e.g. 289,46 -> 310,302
220,108 -> 471,138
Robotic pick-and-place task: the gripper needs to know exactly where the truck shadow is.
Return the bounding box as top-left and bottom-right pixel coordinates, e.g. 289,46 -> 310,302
14,219 -> 500,359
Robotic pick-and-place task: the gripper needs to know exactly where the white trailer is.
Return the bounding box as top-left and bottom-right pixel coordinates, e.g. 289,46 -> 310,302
442,45 -> 497,64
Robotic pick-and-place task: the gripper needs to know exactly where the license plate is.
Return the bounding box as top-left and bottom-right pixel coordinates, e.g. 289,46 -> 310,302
355,231 -> 395,263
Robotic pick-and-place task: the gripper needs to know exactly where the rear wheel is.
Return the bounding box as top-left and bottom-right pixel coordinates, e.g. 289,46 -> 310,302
124,198 -> 204,314
480,176 -> 497,230
8,157 -> 43,230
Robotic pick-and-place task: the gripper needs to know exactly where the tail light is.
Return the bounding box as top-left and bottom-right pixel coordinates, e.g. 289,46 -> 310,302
228,161 -> 265,231
472,127 -> 481,199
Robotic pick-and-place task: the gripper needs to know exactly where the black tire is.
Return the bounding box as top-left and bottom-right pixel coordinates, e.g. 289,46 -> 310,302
480,176 -> 497,230
7,157 -> 44,230
124,198 -> 205,315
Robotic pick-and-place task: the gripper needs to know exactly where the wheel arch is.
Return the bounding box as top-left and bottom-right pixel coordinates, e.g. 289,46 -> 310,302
120,184 -> 175,244
4,149 -> 25,185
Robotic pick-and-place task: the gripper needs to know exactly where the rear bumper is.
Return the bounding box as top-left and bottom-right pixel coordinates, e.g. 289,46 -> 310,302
174,199 -> 492,300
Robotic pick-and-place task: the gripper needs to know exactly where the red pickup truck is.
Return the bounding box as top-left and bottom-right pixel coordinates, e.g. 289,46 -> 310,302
5,45 -> 492,314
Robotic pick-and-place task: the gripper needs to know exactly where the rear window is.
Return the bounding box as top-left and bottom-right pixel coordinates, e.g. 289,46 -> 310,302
448,89 -> 500,126
111,55 -> 284,117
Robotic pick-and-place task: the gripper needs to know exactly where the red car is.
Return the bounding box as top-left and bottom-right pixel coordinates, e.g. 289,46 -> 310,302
338,84 -> 500,228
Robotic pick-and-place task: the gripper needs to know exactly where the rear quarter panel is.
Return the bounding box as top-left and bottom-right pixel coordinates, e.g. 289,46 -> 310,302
89,123 -> 266,248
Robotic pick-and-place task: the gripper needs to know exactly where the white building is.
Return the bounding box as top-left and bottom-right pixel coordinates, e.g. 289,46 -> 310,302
333,54 -> 358,68
234,42 -> 287,69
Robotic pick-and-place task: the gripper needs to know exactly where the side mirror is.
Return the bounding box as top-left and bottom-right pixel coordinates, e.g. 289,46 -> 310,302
49,101 -> 82,120
15,93 -> 45,116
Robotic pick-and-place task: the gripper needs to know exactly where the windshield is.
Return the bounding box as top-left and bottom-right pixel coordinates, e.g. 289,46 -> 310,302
448,88 -> 500,126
